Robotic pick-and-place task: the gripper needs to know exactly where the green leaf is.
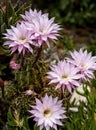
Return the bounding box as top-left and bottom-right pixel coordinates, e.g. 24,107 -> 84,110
34,125 -> 39,130
0,9 -> 4,25
15,4 -> 30,16
34,125 -> 55,130
0,46 -> 10,55
7,1 -> 15,18
7,108 -> 17,127
23,117 -> 30,130
0,22 -> 7,34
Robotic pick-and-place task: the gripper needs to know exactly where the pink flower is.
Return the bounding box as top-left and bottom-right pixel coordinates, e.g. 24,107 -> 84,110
3,22 -> 35,55
10,61 -> 21,70
21,9 -> 60,47
29,94 -> 66,130
47,60 -> 82,93
21,9 -> 42,22
66,49 -> 96,81
0,78 -> 4,87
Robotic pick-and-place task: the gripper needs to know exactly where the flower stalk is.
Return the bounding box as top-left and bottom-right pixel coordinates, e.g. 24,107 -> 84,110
32,45 -> 42,67
0,78 -> 5,99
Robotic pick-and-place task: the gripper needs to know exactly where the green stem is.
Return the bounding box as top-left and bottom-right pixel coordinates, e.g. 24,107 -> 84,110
32,45 -> 42,67
61,86 -> 64,99
1,84 -> 5,99
5,0 -> 9,26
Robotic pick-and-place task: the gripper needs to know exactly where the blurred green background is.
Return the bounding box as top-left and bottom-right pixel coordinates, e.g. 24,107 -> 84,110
11,0 -> 96,28
1,0 -> 96,28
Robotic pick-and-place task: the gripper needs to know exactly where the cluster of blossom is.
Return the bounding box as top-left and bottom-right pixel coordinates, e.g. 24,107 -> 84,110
47,49 -> 96,93
3,8 -> 96,130
3,9 -> 66,130
3,9 -> 60,56
24,50 -> 96,130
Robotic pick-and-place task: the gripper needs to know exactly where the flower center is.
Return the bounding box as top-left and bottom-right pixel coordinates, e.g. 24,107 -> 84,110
79,63 -> 84,67
18,37 -> 26,43
39,27 -> 47,35
40,28 -> 43,33
61,75 -> 69,82
79,62 -> 87,69
62,75 -> 68,79
43,109 -> 51,117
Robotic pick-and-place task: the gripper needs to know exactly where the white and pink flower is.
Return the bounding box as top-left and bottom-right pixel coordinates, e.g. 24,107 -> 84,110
21,9 -> 61,47
66,49 -> 96,81
29,94 -> 66,130
3,22 -> 34,55
47,60 -> 82,93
